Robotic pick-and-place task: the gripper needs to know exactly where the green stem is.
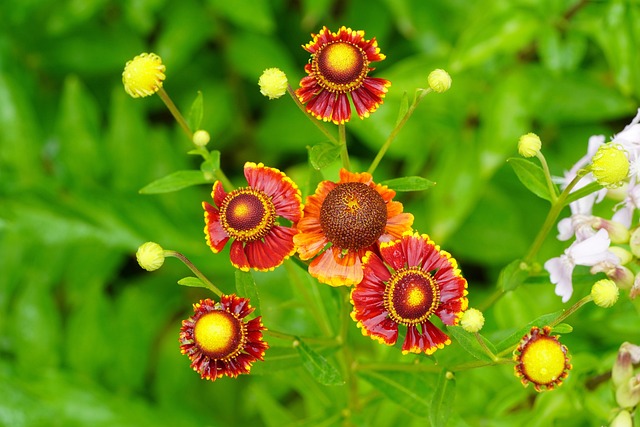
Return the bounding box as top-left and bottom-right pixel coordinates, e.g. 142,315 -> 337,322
157,88 -> 193,140
523,172 -> 585,264
287,85 -> 338,145
367,88 -> 431,175
549,295 -> 593,328
475,332 -> 498,362
339,287 -> 359,414
164,250 -> 222,297
264,329 -> 339,346
356,357 -> 513,374
536,151 -> 558,203
338,123 -> 350,170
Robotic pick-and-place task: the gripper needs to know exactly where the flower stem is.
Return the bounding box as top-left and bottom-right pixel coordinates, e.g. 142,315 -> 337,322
163,250 -> 222,297
156,88 -> 193,140
287,85 -> 338,145
338,123 -> 350,170
549,295 -> 593,328
475,332 -> 498,362
339,287 -> 359,414
367,88 -> 431,175
536,151 -> 558,204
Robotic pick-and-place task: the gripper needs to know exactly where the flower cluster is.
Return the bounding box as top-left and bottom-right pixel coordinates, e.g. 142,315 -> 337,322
541,112 -> 640,303
610,342 -> 640,425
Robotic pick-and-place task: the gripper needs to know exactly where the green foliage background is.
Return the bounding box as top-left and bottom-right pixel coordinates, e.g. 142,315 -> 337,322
1,0 -> 639,426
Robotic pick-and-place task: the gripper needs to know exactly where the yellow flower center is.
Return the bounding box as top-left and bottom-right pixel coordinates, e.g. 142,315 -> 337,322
384,267 -> 440,325
520,336 -> 567,386
319,182 -> 387,250
220,188 -> 276,242
193,311 -> 245,360
314,42 -> 368,92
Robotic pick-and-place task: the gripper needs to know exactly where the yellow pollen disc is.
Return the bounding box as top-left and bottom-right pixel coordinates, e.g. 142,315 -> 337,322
407,286 -> 426,307
232,202 -> 250,219
345,196 -> 360,212
521,337 -> 566,385
326,43 -> 359,73
194,312 -> 239,356
314,42 -> 368,92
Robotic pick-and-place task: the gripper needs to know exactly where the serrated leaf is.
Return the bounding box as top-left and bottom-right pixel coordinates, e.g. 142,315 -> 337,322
235,270 -> 261,316
188,91 -> 204,131
430,370 -> 456,427
508,157 -> 554,202
177,276 -> 209,289
358,370 -> 433,418
446,326 -> 496,362
295,338 -> 343,386
308,142 -> 341,170
498,258 -> 530,292
139,170 -> 211,194
495,310 -> 563,354
380,176 -> 435,192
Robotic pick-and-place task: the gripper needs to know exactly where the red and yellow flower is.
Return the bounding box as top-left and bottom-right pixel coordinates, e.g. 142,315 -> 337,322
513,326 -> 572,392
179,295 -> 268,381
203,162 -> 302,271
296,26 -> 391,124
350,232 -> 468,355
294,169 -> 413,286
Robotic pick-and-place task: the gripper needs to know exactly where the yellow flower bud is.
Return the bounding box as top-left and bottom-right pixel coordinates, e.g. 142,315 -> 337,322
427,69 -> 452,93
259,68 -> 288,99
193,130 -> 211,147
518,133 -> 542,158
122,53 -> 166,98
459,308 -> 484,333
590,279 -> 619,308
590,144 -> 629,188
136,241 -> 165,271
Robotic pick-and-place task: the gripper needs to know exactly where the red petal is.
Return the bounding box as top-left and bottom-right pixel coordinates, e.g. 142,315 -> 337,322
229,240 -> 250,271
245,226 -> 296,270
378,239 -> 407,272
203,202 -> 229,252
213,181 -> 227,207
308,247 -> 364,286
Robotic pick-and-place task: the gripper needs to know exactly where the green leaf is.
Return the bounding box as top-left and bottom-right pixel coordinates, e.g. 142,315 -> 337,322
564,180 -> 603,206
308,142 -> 341,170
507,158 -> 554,202
200,150 -> 221,181
294,338 -> 343,386
380,176 -> 436,192
498,258 -> 530,292
395,91 -> 409,126
235,270 -> 261,316
495,310 -> 563,353
552,323 -> 573,334
358,370 -> 433,418
139,170 -> 211,194
188,91 -> 204,132
430,370 -> 456,427
177,276 -> 209,289
446,326 -> 496,362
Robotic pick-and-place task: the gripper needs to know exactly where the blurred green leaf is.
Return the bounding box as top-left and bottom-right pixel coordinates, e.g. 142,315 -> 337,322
446,326 -> 496,362
177,276 -> 209,288
395,91 -> 409,126
295,339 -> 344,386
208,0 -> 275,34
188,91 -> 204,132
381,176 -> 435,192
495,310 -> 563,353
358,370 -> 433,418
508,158 -> 553,202
498,258 -> 530,292
235,270 -> 261,316
308,142 -> 341,170
139,170 -> 211,194
200,150 -> 221,180
552,323 -> 573,334
430,370 -> 456,427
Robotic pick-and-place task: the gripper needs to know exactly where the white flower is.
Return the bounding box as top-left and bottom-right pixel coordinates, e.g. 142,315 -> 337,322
544,229 -> 619,302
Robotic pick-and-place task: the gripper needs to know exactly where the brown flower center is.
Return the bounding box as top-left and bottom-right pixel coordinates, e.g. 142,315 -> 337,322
220,188 -> 276,242
319,182 -> 387,251
193,311 -> 246,360
384,267 -> 440,325
313,41 -> 368,93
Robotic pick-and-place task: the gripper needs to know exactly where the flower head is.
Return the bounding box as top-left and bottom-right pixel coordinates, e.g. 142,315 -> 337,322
203,162 -> 302,271
259,68 -> 288,99
590,144 -> 629,188
513,326 -> 572,392
350,232 -> 468,355
427,69 -> 452,93
518,133 -> 542,158
193,130 -> 211,147
294,169 -> 413,286
179,295 -> 268,381
544,229 -> 619,302
136,241 -> 165,271
459,308 -> 484,333
122,53 -> 166,98
295,26 -> 391,124
590,279 -> 619,308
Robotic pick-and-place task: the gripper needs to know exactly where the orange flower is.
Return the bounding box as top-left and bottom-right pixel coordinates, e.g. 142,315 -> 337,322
294,169 -> 413,286
296,26 -> 391,124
